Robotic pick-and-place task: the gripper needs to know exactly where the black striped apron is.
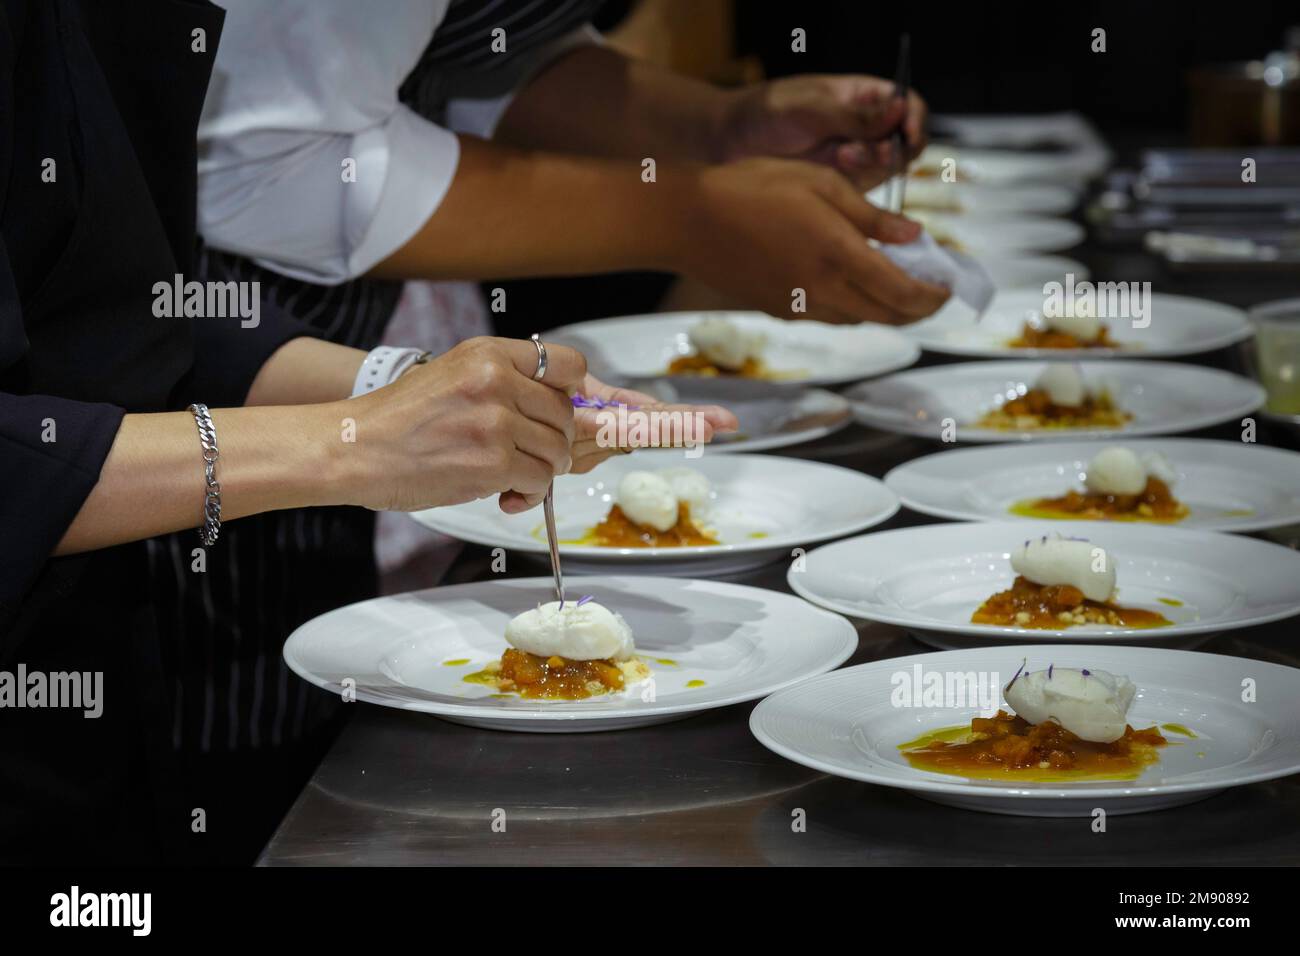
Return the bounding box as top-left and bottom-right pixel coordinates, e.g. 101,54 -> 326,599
149,0 -> 607,765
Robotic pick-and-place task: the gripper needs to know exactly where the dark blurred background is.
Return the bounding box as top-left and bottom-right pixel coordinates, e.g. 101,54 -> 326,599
490,0 -> 1300,334
738,1 -> 1295,128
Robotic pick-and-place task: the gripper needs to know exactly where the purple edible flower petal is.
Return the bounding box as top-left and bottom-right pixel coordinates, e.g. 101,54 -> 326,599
1048,664 -> 1054,679
1082,668 -> 1091,677
575,595 -> 594,607
1005,657 -> 1028,693
571,393 -> 639,411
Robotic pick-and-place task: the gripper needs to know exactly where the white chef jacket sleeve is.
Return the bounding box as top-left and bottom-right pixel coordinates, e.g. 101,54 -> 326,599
196,0 -> 457,285
198,2 -> 601,287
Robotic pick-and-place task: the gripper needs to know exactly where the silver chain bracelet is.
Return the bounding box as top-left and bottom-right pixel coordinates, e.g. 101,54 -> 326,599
188,403 -> 222,546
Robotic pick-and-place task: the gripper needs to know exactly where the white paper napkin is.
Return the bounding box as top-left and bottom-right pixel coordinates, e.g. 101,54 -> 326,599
877,231 -> 996,314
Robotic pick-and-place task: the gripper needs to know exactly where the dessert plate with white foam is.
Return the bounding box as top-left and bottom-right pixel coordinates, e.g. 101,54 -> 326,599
847,360 -> 1265,442
411,454 -> 899,576
869,180 -> 1079,216
283,575 -> 858,733
547,311 -> 919,387
906,212 -> 1084,255
750,644 -> 1300,815
787,520 -> 1300,649
902,290 -> 1252,358
910,142 -> 1110,184
886,439 -> 1300,532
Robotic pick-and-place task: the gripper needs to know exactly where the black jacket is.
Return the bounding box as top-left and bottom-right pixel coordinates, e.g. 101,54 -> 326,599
0,0 -> 313,861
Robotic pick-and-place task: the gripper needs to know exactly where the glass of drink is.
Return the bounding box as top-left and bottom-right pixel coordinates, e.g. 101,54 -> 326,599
1250,298 -> 1300,418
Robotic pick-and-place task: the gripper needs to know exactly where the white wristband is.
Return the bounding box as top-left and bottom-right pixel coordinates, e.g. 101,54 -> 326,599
351,346 -> 429,398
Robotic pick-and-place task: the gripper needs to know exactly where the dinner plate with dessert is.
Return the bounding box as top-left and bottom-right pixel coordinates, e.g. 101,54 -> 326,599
871,180 -> 1079,216
886,439 -> 1300,532
547,311 -> 919,387
412,454 -> 899,576
931,111 -> 1110,155
616,376 -> 852,454
787,520 -> 1300,649
902,289 -> 1252,358
906,211 -> 1085,255
909,142 -> 1107,185
749,645 -> 1300,815
847,359 -> 1265,442
282,575 -> 858,732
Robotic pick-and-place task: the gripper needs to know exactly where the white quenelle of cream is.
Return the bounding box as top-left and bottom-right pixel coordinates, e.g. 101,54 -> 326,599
1084,446 -> 1147,495
1011,533 -> 1116,603
1003,665 -> 1136,743
505,600 -> 635,661
1044,303 -> 1101,341
1142,451 -> 1177,485
689,317 -> 765,371
656,467 -> 712,520
1084,447 -> 1179,496
1034,363 -> 1087,407
617,471 -> 679,532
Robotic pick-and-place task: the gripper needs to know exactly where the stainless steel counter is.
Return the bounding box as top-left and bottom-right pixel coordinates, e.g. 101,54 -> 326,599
260,411 -> 1300,866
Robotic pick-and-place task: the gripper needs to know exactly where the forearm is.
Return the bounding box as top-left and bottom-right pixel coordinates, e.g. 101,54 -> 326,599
54,403 -> 346,555
494,45 -> 732,162
245,338 -> 367,407
368,135 -> 686,280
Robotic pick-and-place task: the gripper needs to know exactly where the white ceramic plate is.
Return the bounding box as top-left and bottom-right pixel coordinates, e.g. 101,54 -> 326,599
912,143 -> 1109,184
931,112 -> 1110,160
787,520 -> 1300,648
548,311 -> 919,387
903,290 -> 1253,358
911,181 -> 1079,215
411,453 -> 899,576
750,644 -> 1300,815
283,575 -> 858,733
616,377 -> 851,454
972,254 -> 1089,290
847,359 -> 1266,443
870,180 -> 1079,216
885,439 -> 1300,532
908,212 -> 1084,255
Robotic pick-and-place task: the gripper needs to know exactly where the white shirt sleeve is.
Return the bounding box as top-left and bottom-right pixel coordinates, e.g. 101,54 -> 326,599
197,2 -> 602,286
197,0 -> 456,285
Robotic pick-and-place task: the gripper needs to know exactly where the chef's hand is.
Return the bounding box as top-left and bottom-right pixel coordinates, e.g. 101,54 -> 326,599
716,75 -> 928,190
678,157 -> 949,325
498,375 -> 740,514
335,337 -> 583,512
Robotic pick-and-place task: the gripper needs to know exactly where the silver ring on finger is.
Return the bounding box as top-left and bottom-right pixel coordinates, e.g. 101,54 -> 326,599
529,333 -> 547,381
